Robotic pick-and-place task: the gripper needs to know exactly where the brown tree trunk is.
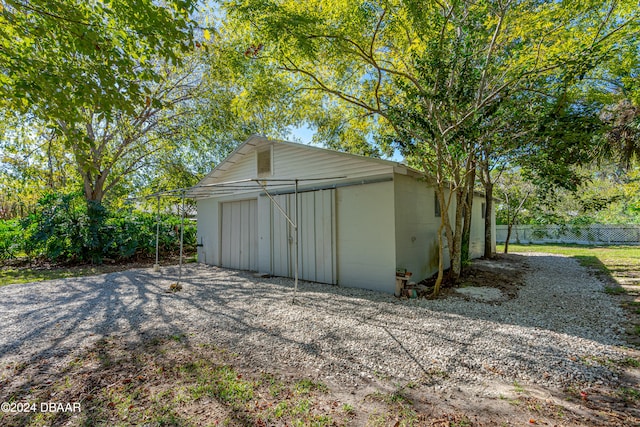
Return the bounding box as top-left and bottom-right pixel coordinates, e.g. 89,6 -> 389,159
461,168 -> 475,264
450,186 -> 466,281
484,180 -> 494,258
433,221 -> 445,297
82,174 -> 105,204
504,224 -> 513,253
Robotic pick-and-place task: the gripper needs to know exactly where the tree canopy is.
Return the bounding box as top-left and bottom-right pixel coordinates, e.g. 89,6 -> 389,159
0,0 -> 198,123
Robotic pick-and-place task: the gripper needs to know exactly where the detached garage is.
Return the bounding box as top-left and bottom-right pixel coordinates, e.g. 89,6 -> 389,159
191,135 -> 494,294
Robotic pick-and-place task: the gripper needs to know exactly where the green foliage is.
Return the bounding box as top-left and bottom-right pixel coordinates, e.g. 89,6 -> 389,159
12,192 -> 194,263
497,161 -> 640,227
0,219 -> 21,259
0,0 -> 197,124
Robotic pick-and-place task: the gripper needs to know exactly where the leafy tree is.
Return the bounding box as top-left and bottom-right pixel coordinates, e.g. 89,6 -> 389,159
0,0 -> 201,208
0,0 -> 197,124
495,169 -> 535,252
57,58 -> 204,203
0,112 -> 77,217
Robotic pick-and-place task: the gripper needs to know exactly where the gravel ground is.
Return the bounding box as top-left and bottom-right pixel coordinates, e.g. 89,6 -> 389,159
0,253 -> 629,392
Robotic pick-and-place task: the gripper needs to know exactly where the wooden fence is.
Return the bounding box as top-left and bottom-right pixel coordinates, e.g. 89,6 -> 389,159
495,224 -> 640,245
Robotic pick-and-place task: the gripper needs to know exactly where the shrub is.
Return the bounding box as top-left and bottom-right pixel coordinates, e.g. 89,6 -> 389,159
0,219 -> 22,260
14,192 -> 195,264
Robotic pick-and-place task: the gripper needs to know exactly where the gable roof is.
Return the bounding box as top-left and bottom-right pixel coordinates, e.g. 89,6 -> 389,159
188,135 -> 427,198
198,135 -> 421,185
187,135 -> 492,200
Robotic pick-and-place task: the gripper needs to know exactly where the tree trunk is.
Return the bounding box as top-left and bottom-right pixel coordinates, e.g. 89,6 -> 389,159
504,224 -> 513,253
82,174 -> 105,204
461,169 -> 475,264
433,221 -> 445,297
484,180 -> 494,258
449,187 -> 465,281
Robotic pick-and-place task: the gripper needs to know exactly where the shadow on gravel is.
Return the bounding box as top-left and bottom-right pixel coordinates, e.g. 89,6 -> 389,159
0,257 -> 636,412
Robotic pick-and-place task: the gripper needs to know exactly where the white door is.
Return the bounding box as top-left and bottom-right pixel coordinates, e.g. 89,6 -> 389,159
271,189 -> 336,284
220,199 -> 258,271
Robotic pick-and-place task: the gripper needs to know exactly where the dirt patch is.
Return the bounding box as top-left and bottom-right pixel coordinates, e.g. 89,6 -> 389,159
457,254 -> 529,300
417,253 -> 528,302
454,286 -> 503,302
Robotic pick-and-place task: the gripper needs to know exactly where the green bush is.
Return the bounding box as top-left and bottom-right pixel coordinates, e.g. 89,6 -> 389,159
8,192 -> 195,264
0,219 -> 22,260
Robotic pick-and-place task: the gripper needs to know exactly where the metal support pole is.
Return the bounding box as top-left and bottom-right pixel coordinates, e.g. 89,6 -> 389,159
178,191 -> 185,284
153,195 -> 160,272
293,179 -> 299,303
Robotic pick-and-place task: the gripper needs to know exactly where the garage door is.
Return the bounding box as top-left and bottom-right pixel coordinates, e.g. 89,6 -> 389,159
220,199 -> 258,271
271,189 -> 336,284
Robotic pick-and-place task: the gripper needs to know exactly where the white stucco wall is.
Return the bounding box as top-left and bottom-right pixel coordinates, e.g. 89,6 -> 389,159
469,194 -> 486,259
196,197 -> 219,265
257,194 -> 272,273
336,181 -> 396,293
393,174 -> 442,283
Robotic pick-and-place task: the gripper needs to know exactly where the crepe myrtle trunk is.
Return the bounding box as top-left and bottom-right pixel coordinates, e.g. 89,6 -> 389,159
461,170 -> 475,264
504,223 -> 513,253
484,181 -> 494,258
449,191 -> 465,281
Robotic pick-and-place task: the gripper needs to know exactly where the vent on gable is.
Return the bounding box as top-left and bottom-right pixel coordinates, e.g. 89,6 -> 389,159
257,146 -> 272,177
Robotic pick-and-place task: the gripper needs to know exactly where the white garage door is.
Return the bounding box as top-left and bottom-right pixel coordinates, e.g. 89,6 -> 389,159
220,199 -> 258,271
271,189 -> 336,284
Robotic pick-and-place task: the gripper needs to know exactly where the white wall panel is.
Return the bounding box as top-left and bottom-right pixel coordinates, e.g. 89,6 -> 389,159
336,182 -> 395,293
393,174 -> 441,282
196,198 -> 219,265
269,190 -> 336,284
220,199 -> 258,271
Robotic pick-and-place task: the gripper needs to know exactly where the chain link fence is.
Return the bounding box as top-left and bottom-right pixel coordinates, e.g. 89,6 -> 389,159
496,224 -> 640,245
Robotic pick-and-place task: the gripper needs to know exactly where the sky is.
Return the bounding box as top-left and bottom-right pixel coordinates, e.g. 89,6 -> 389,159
289,125 -> 405,163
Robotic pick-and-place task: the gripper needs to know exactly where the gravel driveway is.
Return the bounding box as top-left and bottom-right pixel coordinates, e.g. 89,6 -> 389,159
0,253 -> 629,392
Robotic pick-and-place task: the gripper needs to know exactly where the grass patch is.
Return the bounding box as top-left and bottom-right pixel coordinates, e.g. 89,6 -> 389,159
605,286 -> 627,295
513,380 -> 525,394
0,253 -> 196,287
294,378 -> 329,395
0,266 -> 106,286
498,244 -> 638,284
364,385 -> 419,426
0,336 -> 346,427
341,403 -> 355,414
620,357 -> 640,368
617,387 -> 640,403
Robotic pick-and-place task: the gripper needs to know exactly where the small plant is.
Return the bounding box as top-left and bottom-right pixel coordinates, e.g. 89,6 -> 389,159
341,403 -> 355,414
367,411 -> 387,427
617,387 -> 640,402
451,417 -> 472,427
513,380 -> 525,394
273,401 -> 288,418
169,334 -> 184,342
294,378 -> 328,395
621,357 -> 640,367
290,398 -> 311,416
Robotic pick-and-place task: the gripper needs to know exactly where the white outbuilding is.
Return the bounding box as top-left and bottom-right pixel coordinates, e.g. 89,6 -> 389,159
191,135 -> 494,294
